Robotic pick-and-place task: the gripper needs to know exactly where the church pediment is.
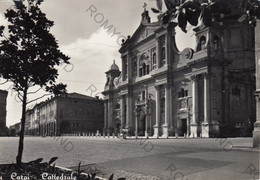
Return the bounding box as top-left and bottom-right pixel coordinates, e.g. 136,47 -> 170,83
130,23 -> 161,44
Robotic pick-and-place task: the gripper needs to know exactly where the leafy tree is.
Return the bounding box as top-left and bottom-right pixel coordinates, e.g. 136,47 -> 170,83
151,0 -> 260,32
0,0 -> 70,166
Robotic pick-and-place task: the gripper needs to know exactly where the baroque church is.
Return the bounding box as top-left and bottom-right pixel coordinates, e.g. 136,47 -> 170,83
102,4 -> 256,138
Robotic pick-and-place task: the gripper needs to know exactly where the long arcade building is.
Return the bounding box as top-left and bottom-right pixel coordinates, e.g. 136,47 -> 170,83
25,93 -> 104,136
102,3 -> 256,138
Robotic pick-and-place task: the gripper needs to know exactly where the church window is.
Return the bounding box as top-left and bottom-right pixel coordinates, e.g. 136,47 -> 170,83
213,35 -> 219,49
142,90 -> 146,100
143,63 -> 146,76
139,53 -> 150,77
161,47 -> 166,66
122,56 -> 127,81
179,88 -> 188,98
198,36 -> 206,51
185,90 -> 188,97
115,102 -> 120,109
105,77 -> 110,86
161,47 -> 165,59
146,64 -> 150,74
139,66 -> 143,77
125,62 -> 128,77
133,60 -> 137,76
152,53 -> 157,69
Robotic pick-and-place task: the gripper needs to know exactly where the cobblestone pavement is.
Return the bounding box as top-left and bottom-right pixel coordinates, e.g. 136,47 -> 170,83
0,137 -> 259,180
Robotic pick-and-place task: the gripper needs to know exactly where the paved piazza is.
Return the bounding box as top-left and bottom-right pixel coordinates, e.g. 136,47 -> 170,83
0,137 -> 259,180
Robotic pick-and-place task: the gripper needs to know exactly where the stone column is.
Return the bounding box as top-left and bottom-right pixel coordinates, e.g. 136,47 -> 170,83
51,122 -> 53,136
162,84 -> 170,138
46,123 -> 48,136
254,20 -> 260,148
126,93 -> 133,129
54,122 -> 56,136
187,106 -> 191,136
190,75 -> 198,137
165,33 -> 170,65
103,101 -> 108,135
145,111 -> 149,137
145,85 -> 149,137
202,73 -> 210,137
153,85 -> 160,137
135,107 -> 139,137
107,99 -> 112,135
120,96 -> 126,132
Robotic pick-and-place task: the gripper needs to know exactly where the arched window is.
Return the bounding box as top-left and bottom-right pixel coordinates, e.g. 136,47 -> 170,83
179,88 -> 185,98
179,88 -> 188,98
142,63 -> 146,76
105,77 -> 110,86
139,53 -> 150,77
139,66 -> 143,77
124,62 -> 128,77
184,89 -> 188,97
161,47 -> 165,59
115,102 -> 120,109
146,65 -> 150,74
213,35 -> 219,49
142,91 -> 146,100
133,60 -> 137,76
161,47 -> 166,66
152,53 -> 157,69
198,36 -> 206,51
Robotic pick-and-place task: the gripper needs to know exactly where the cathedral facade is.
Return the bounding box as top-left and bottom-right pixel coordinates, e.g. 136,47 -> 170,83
102,7 -> 256,138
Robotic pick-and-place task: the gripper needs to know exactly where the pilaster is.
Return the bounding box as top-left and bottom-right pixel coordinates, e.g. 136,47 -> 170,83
162,84 -> 170,138
135,106 -> 140,137
153,85 -> 160,137
202,73 -> 210,138
103,100 -> 108,135
253,19 -> 260,148
190,75 -> 199,137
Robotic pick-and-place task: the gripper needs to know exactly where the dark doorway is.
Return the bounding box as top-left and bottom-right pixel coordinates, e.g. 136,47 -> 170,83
180,119 -> 187,136
142,115 -> 146,132
138,115 -> 146,136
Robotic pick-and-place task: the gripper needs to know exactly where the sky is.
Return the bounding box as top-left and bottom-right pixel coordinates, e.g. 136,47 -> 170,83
0,0 -> 196,127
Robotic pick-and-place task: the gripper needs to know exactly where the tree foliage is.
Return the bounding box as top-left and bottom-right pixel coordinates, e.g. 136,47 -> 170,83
0,0 -> 70,166
0,0 -> 69,94
151,0 -> 260,32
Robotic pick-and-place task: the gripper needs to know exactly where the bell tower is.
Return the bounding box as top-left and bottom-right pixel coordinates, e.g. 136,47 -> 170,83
104,60 -> 121,91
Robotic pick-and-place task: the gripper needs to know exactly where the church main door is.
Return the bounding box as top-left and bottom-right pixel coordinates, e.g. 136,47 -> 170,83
138,114 -> 146,136
180,119 -> 187,136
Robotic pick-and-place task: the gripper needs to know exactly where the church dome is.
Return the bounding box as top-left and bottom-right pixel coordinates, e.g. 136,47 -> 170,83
109,60 -> 119,71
